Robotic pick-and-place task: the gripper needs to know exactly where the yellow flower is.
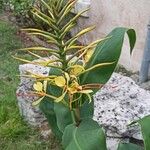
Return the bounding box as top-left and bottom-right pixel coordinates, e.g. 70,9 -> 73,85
68,81 -> 81,94
32,81 -> 47,106
70,65 -> 85,76
54,76 -> 66,87
33,82 -> 43,92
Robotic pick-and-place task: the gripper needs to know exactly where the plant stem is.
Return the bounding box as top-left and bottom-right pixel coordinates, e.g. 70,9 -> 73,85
74,107 -> 81,126
55,15 -> 82,126
71,108 -> 81,126
71,111 -> 76,124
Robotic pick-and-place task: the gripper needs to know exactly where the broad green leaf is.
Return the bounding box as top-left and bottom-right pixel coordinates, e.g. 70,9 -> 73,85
53,93 -> 94,134
54,103 -> 72,132
53,100 -> 94,134
80,27 -> 136,92
132,115 -> 150,150
40,98 -> 62,140
62,118 -> 107,150
117,143 -> 143,150
80,100 -> 94,119
79,27 -> 136,125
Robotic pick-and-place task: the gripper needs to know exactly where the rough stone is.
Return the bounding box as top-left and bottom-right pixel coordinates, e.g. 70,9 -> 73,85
16,63 -> 50,126
106,137 -> 129,150
139,80 -> 150,91
93,73 -> 150,142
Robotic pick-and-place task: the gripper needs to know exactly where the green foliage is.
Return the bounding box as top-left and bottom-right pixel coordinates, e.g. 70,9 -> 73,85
40,99 -> 63,140
10,0 -> 35,16
130,115 -> 150,150
0,0 -> 35,24
80,28 -> 136,91
54,103 -> 72,133
62,118 -> 107,150
0,0 -> 35,16
138,116 -> 150,150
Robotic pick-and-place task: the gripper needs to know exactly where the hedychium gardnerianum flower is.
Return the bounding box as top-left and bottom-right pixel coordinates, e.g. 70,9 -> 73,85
14,0 -> 114,124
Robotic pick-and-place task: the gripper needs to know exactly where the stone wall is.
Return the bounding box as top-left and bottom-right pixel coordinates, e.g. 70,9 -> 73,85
72,0 -> 150,71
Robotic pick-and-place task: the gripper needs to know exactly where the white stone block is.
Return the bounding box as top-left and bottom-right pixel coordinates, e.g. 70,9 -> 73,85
71,0 -> 91,17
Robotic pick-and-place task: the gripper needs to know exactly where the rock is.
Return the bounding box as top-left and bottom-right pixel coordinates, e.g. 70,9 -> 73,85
39,122 -> 53,140
106,137 -> 129,150
93,73 -> 150,144
140,80 -> 150,91
130,73 -> 139,83
16,63 -> 50,126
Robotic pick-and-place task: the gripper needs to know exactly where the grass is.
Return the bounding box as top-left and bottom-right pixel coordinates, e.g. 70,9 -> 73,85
0,20 -> 60,150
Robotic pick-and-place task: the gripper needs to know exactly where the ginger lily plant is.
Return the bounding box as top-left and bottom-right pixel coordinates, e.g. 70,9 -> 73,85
15,0 -> 150,150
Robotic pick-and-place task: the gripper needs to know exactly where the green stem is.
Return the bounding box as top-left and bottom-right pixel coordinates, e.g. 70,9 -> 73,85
71,110 -> 76,124
74,107 -> 81,126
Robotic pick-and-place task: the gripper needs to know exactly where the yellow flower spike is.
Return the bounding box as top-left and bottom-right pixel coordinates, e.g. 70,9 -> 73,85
70,65 -> 85,76
84,49 -> 94,63
33,82 -> 43,92
54,76 -> 66,87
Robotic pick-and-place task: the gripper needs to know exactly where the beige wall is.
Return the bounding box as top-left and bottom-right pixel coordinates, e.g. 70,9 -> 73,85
73,0 -> 150,71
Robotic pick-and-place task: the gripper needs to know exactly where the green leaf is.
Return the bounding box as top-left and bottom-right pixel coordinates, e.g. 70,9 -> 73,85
117,143 -> 143,150
54,103 -> 72,133
62,118 -> 107,150
78,27 -> 136,129
53,100 -> 94,134
80,27 -> 136,92
40,98 -> 62,140
132,115 -> 150,150
80,100 -> 94,119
